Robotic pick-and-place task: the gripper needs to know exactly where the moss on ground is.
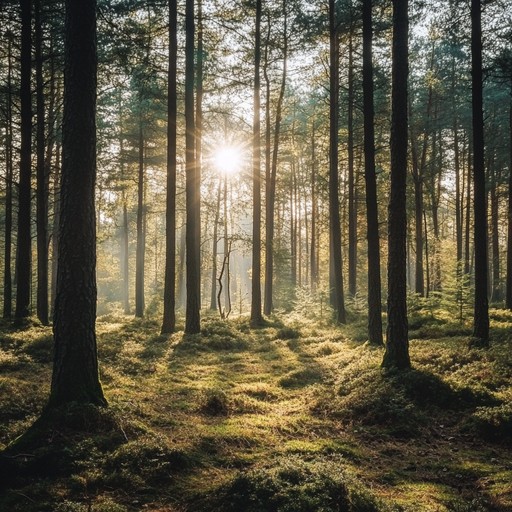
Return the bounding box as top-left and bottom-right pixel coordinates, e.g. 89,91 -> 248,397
0,310 -> 511,511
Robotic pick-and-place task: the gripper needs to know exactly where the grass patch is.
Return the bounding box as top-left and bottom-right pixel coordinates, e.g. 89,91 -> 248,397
204,455 -> 383,512
1,309 -> 512,511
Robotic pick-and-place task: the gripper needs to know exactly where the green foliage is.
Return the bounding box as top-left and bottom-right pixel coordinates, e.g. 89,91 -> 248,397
2,312 -> 512,510
465,404 -> 512,443
207,455 -> 382,512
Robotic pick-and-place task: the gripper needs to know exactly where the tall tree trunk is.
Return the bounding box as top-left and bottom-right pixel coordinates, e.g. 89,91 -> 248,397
291,161 -> 297,287
49,0 -> 106,407
196,0 -> 203,299
264,0 -> 287,316
3,33 -> 14,319
16,0 -> 33,320
185,0 -> 201,333
506,89 -> 512,309
310,114 -> 318,293
362,0 -> 383,345
329,0 -> 346,324
382,0 -> 410,369
51,144 -> 60,317
453,56 -> 463,263
210,181 -> 222,310
465,140 -> 472,275
490,156 -> 501,302
348,28 -> 357,297
35,0 -> 49,325
251,0 -> 264,325
471,0 -> 489,346
162,0 -> 178,333
135,117 -> 145,318
45,39 -> 58,319
222,176 -> 231,313
118,108 -> 130,315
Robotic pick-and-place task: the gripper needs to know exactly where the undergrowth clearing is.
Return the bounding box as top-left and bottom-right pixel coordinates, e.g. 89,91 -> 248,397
0,308 -> 511,511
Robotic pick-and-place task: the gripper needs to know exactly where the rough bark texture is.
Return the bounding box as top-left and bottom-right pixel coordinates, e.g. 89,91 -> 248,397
471,0 -> 489,346
16,0 -> 33,320
185,0 -> 201,334
362,0 -> 383,346
383,0 -> 410,369
49,0 -> 106,407
251,0 -> 264,326
162,0 -> 178,333
329,0 -> 346,324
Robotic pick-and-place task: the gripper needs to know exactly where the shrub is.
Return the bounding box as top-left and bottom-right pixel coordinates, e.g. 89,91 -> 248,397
206,455 -> 383,512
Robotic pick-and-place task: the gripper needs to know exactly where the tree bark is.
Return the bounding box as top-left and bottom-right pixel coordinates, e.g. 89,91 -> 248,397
310,113 -> 318,293
329,0 -> 346,324
16,0 -> 33,320
35,0 -> 49,325
135,116 -> 145,318
162,0 -> 178,333
471,0 -> 489,346
264,0 -> 287,316
362,0 -> 383,345
251,0 -> 264,325
3,32 -> 14,319
348,29 -> 357,297
506,90 -> 512,309
210,181 -> 222,310
185,0 -> 201,333
382,0 -> 410,369
49,0 -> 106,407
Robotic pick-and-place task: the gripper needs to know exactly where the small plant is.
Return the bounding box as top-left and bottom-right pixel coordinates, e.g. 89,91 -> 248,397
200,388 -> 231,416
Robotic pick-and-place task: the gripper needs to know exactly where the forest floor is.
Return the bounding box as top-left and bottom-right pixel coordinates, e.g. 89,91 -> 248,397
0,303 -> 512,512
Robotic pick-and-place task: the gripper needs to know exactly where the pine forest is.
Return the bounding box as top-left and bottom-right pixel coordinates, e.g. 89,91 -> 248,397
0,0 -> 512,510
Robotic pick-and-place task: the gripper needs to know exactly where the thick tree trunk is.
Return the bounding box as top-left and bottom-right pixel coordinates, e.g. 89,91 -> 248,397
185,0 -> 201,333
49,0 -> 106,407
382,0 -> 410,369
35,0 -> 49,325
471,0 -> 489,346
251,0 -> 264,325
16,0 -> 33,320
362,0 -> 383,345
162,0 -> 178,333
329,0 -> 346,324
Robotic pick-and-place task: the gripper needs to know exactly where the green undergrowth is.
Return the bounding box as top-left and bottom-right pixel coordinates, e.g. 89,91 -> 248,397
0,309 -> 511,511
